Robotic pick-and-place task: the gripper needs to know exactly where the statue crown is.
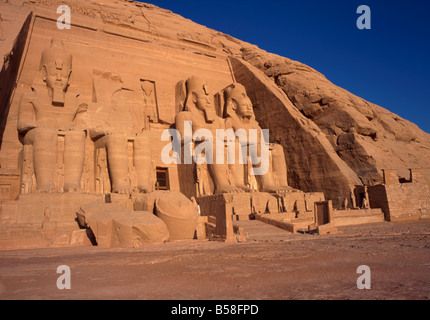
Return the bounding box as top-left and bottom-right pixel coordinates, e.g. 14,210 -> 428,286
40,38 -> 72,70
224,83 -> 247,102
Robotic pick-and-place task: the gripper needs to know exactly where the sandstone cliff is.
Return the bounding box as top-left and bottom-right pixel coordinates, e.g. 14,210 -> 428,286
1,0 -> 429,205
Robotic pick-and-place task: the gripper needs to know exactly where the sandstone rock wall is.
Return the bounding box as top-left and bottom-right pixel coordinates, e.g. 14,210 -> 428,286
0,3 -> 32,200
0,0 -> 429,206
368,169 -> 430,221
239,47 -> 430,186
229,57 -> 361,204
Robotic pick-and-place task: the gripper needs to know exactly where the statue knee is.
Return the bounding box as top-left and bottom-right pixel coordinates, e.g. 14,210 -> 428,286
105,133 -> 127,148
32,127 -> 57,148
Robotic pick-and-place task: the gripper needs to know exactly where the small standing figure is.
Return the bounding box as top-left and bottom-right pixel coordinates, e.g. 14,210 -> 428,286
141,80 -> 159,124
42,206 -> 51,229
350,186 -> 357,209
21,153 -> 34,194
362,196 -> 369,209
343,197 -> 349,210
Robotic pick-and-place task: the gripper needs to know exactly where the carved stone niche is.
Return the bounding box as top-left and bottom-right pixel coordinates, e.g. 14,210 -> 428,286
139,79 -> 159,125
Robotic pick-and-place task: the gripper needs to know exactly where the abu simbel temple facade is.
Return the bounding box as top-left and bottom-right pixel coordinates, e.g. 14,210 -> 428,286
1,0 -> 429,250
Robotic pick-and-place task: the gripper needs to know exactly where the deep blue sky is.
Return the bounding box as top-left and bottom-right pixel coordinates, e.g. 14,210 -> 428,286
142,0 -> 430,133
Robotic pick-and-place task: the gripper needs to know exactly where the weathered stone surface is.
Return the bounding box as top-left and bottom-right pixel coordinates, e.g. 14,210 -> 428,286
368,169 -> 430,221
77,201 -> 169,247
0,0 -> 428,204
134,190 -> 200,240
229,57 -> 362,206
155,190 -> 199,241
240,47 -> 430,186
0,0 -> 428,251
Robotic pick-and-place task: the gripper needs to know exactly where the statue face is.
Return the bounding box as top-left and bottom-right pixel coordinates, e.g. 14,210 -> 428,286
44,60 -> 71,93
235,96 -> 254,118
193,83 -> 213,111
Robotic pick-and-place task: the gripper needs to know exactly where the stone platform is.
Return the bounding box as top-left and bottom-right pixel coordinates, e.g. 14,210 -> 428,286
197,190 -> 325,220
0,193 -> 104,250
254,208 -> 385,234
333,208 -> 385,227
195,191 -> 325,241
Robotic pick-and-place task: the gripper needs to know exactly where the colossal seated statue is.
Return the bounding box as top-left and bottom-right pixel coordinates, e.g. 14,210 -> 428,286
88,71 -> 152,194
174,76 -> 243,194
17,38 -> 86,193
222,83 -> 291,194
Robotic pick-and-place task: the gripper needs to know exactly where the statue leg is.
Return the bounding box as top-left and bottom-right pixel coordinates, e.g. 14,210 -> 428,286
250,140 -> 277,193
63,130 -> 86,192
134,133 -> 152,193
271,143 -> 289,187
25,128 -> 57,193
210,163 -> 244,194
257,143 -> 291,193
228,139 -> 249,191
258,169 -> 278,193
210,139 -> 244,194
104,134 -> 131,194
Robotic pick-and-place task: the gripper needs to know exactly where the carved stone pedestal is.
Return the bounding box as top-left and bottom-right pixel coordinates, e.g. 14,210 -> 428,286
17,193 -> 104,225
0,193 -> 104,250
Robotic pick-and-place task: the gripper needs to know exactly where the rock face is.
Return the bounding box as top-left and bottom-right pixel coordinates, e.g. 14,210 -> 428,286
239,48 -> 430,187
0,0 -> 428,222
0,3 -> 32,200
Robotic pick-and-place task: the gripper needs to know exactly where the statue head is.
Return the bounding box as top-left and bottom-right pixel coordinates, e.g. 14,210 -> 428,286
40,38 -> 72,106
224,83 -> 254,119
185,76 -> 213,111
184,76 -> 215,122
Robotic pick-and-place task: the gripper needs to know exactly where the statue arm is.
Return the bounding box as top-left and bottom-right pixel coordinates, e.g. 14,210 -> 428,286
88,125 -> 111,140
17,93 -> 37,134
71,100 -> 88,131
85,104 -> 113,139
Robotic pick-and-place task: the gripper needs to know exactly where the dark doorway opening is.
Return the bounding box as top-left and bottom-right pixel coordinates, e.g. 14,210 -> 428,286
155,167 -> 169,190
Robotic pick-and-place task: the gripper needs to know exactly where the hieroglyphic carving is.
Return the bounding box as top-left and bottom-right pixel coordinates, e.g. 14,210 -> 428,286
29,0 -> 98,18
176,32 -> 216,51
140,79 -> 158,124
0,13 -> 4,41
21,146 -> 35,194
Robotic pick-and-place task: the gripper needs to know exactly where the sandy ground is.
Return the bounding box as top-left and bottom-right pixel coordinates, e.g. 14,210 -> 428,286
0,219 -> 429,300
